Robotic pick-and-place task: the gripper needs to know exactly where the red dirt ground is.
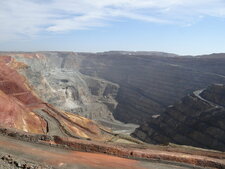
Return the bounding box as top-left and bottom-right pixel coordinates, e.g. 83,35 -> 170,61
0,137 -> 144,169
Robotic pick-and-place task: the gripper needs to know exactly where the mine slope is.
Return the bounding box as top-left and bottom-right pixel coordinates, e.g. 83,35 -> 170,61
3,52 -> 225,126
9,52 -> 138,134
133,84 -> 225,152
0,52 -> 224,168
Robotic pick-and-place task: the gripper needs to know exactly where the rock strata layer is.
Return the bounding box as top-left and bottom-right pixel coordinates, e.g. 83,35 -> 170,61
133,84 -> 225,151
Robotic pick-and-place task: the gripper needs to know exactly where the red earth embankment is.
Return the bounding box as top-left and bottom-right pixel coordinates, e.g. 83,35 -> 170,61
53,136 -> 225,169
0,57 -> 47,134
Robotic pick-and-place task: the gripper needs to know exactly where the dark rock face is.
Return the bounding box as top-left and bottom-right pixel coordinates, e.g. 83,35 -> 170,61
132,84 -> 225,151
75,52 -> 225,124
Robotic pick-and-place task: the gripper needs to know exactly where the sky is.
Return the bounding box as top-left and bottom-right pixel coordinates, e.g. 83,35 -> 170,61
0,0 -> 225,55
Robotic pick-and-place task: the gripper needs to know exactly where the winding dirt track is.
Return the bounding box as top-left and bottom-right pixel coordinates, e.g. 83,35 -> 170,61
193,89 -> 223,108
34,109 -> 68,137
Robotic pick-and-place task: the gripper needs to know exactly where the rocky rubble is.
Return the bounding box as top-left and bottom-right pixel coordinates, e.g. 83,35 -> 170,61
0,154 -> 51,169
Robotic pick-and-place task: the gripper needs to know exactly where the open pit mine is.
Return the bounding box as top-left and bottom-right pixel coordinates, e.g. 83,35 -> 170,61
0,52 -> 224,169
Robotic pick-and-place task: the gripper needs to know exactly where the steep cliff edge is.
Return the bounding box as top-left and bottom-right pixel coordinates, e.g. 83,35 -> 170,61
132,84 -> 225,151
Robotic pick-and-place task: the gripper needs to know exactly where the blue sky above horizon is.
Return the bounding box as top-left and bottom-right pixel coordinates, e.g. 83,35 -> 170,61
1,0 -> 225,55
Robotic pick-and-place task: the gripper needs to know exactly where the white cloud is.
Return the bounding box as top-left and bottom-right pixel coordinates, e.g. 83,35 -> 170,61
0,0 -> 225,41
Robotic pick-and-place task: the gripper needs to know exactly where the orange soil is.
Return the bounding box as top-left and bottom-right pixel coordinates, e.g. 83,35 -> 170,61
0,139 -> 144,169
